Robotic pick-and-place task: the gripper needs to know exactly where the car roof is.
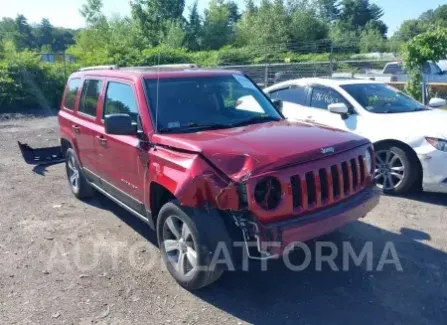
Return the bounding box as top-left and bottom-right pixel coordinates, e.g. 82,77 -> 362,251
266,77 -> 383,89
69,68 -> 241,81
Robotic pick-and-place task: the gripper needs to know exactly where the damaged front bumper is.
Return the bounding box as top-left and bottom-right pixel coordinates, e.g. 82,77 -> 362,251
17,142 -> 65,165
234,186 -> 380,259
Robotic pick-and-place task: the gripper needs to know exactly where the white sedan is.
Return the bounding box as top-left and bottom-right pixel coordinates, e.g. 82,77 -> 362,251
263,78 -> 447,194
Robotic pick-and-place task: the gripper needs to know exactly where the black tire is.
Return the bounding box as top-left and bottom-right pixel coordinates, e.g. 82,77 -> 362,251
65,148 -> 94,199
374,143 -> 420,195
157,201 -> 232,290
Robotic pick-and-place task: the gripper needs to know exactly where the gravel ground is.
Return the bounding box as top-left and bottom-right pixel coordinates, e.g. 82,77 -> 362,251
1,116 -> 446,325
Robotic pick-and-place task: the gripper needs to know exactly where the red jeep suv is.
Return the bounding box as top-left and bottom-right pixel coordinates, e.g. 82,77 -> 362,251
19,65 -> 379,290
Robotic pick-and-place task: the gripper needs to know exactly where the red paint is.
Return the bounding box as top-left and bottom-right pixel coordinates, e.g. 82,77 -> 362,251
58,68 -> 379,243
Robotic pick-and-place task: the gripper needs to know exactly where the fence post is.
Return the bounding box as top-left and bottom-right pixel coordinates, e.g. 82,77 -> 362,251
421,67 -> 427,105
264,63 -> 269,88
329,40 -> 334,78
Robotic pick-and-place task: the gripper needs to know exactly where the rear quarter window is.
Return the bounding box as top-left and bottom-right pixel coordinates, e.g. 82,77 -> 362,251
63,79 -> 81,110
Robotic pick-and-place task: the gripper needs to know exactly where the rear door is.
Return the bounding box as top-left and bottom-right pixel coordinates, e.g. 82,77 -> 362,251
73,78 -> 104,174
95,79 -> 146,211
268,85 -> 313,121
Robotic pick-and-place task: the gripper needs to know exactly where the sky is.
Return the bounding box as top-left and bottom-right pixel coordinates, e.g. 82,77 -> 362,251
0,0 -> 446,35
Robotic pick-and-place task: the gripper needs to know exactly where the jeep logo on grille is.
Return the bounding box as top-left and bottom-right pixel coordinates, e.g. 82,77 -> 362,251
321,147 -> 335,154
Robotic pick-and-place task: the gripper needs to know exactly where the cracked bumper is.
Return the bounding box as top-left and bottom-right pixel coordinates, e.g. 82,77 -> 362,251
259,186 -> 380,256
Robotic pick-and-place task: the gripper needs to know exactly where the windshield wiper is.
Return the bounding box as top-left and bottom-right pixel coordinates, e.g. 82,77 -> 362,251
158,122 -> 230,133
230,115 -> 281,128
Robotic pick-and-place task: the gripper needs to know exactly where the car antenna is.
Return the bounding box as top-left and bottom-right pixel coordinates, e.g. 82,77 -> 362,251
155,15 -> 161,135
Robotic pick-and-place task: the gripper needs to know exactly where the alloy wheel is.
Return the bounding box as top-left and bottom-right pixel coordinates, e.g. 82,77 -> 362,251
374,150 -> 405,191
162,216 -> 198,277
67,155 -> 80,191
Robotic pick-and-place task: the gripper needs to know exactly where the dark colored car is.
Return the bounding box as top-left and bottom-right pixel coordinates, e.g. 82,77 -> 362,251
19,65 -> 379,290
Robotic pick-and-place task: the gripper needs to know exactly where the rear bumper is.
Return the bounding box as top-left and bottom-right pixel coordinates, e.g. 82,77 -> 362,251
17,142 -> 65,165
258,186 -> 380,256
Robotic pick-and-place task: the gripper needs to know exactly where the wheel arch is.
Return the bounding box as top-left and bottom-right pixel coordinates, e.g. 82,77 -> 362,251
373,139 -> 423,190
149,181 -> 176,229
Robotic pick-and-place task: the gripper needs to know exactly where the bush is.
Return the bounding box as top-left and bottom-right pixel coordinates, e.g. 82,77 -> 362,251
0,50 -> 77,113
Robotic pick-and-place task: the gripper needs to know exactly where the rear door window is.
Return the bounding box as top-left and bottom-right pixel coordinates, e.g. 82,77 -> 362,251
78,79 -> 103,117
270,86 -> 307,105
103,82 -> 139,122
63,78 -> 81,110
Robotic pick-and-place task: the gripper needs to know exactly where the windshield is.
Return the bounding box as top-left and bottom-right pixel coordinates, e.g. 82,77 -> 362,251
144,75 -> 282,133
341,83 -> 426,114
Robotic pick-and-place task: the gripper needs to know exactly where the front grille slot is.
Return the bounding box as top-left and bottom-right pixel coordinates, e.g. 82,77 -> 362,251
341,162 -> 350,195
305,172 -> 316,206
359,155 -> 366,185
291,175 -> 301,208
331,165 -> 340,198
351,159 -> 359,189
290,153 -> 369,213
319,169 -> 329,202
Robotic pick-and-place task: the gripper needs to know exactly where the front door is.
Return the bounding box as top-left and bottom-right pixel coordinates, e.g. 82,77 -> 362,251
306,86 -> 359,132
96,80 -> 146,213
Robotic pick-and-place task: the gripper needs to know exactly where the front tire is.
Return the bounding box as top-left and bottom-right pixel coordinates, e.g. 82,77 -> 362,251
65,148 -> 94,199
157,201 -> 231,290
374,144 -> 419,195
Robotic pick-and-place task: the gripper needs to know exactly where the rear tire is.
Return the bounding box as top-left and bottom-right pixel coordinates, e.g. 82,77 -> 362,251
65,148 -> 94,199
374,144 -> 419,195
157,201 -> 232,290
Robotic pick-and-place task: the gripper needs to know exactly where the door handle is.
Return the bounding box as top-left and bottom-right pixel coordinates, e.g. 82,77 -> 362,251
305,116 -> 315,123
96,135 -> 108,145
72,125 -> 80,134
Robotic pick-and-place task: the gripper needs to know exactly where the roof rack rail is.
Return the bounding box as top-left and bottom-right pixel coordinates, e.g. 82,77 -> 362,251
120,64 -> 200,71
79,65 -> 118,72
78,63 -> 200,72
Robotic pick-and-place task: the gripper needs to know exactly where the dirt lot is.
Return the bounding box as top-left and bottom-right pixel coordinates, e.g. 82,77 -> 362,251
1,116 -> 446,325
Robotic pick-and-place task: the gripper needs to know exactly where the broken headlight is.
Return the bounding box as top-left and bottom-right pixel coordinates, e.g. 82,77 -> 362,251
254,177 -> 282,210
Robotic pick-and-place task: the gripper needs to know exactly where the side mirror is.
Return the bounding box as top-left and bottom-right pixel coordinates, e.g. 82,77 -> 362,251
272,99 -> 283,112
428,98 -> 447,108
104,114 -> 137,135
328,103 -> 349,115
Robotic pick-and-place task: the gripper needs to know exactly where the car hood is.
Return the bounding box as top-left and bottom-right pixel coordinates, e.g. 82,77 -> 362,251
152,120 -> 369,182
369,108 -> 447,139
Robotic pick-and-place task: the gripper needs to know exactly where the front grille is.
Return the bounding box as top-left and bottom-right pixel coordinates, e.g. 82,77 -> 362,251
291,155 -> 367,210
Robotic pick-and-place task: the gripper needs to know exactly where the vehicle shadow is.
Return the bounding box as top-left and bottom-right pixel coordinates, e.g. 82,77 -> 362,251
82,191 -> 446,325
404,191 -> 447,207
194,221 -> 447,325
86,192 -> 158,247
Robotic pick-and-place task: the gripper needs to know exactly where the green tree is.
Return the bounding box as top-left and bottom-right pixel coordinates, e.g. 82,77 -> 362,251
316,0 -> 340,22
236,0 -> 290,47
14,14 -> 36,50
402,27 -> 447,100
185,1 -> 202,50
130,0 -> 185,45
202,0 -> 234,50
36,18 -> 54,50
338,0 -> 386,35
162,20 -> 186,48
80,0 -> 105,25
359,26 -> 386,52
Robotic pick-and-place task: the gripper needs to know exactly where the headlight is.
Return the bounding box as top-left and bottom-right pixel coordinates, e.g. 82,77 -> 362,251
364,149 -> 373,175
254,177 -> 282,210
426,137 -> 447,152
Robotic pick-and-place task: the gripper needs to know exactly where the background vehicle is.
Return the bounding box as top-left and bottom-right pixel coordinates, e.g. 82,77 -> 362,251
20,67 -> 379,290
334,61 -> 447,83
264,78 -> 447,195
